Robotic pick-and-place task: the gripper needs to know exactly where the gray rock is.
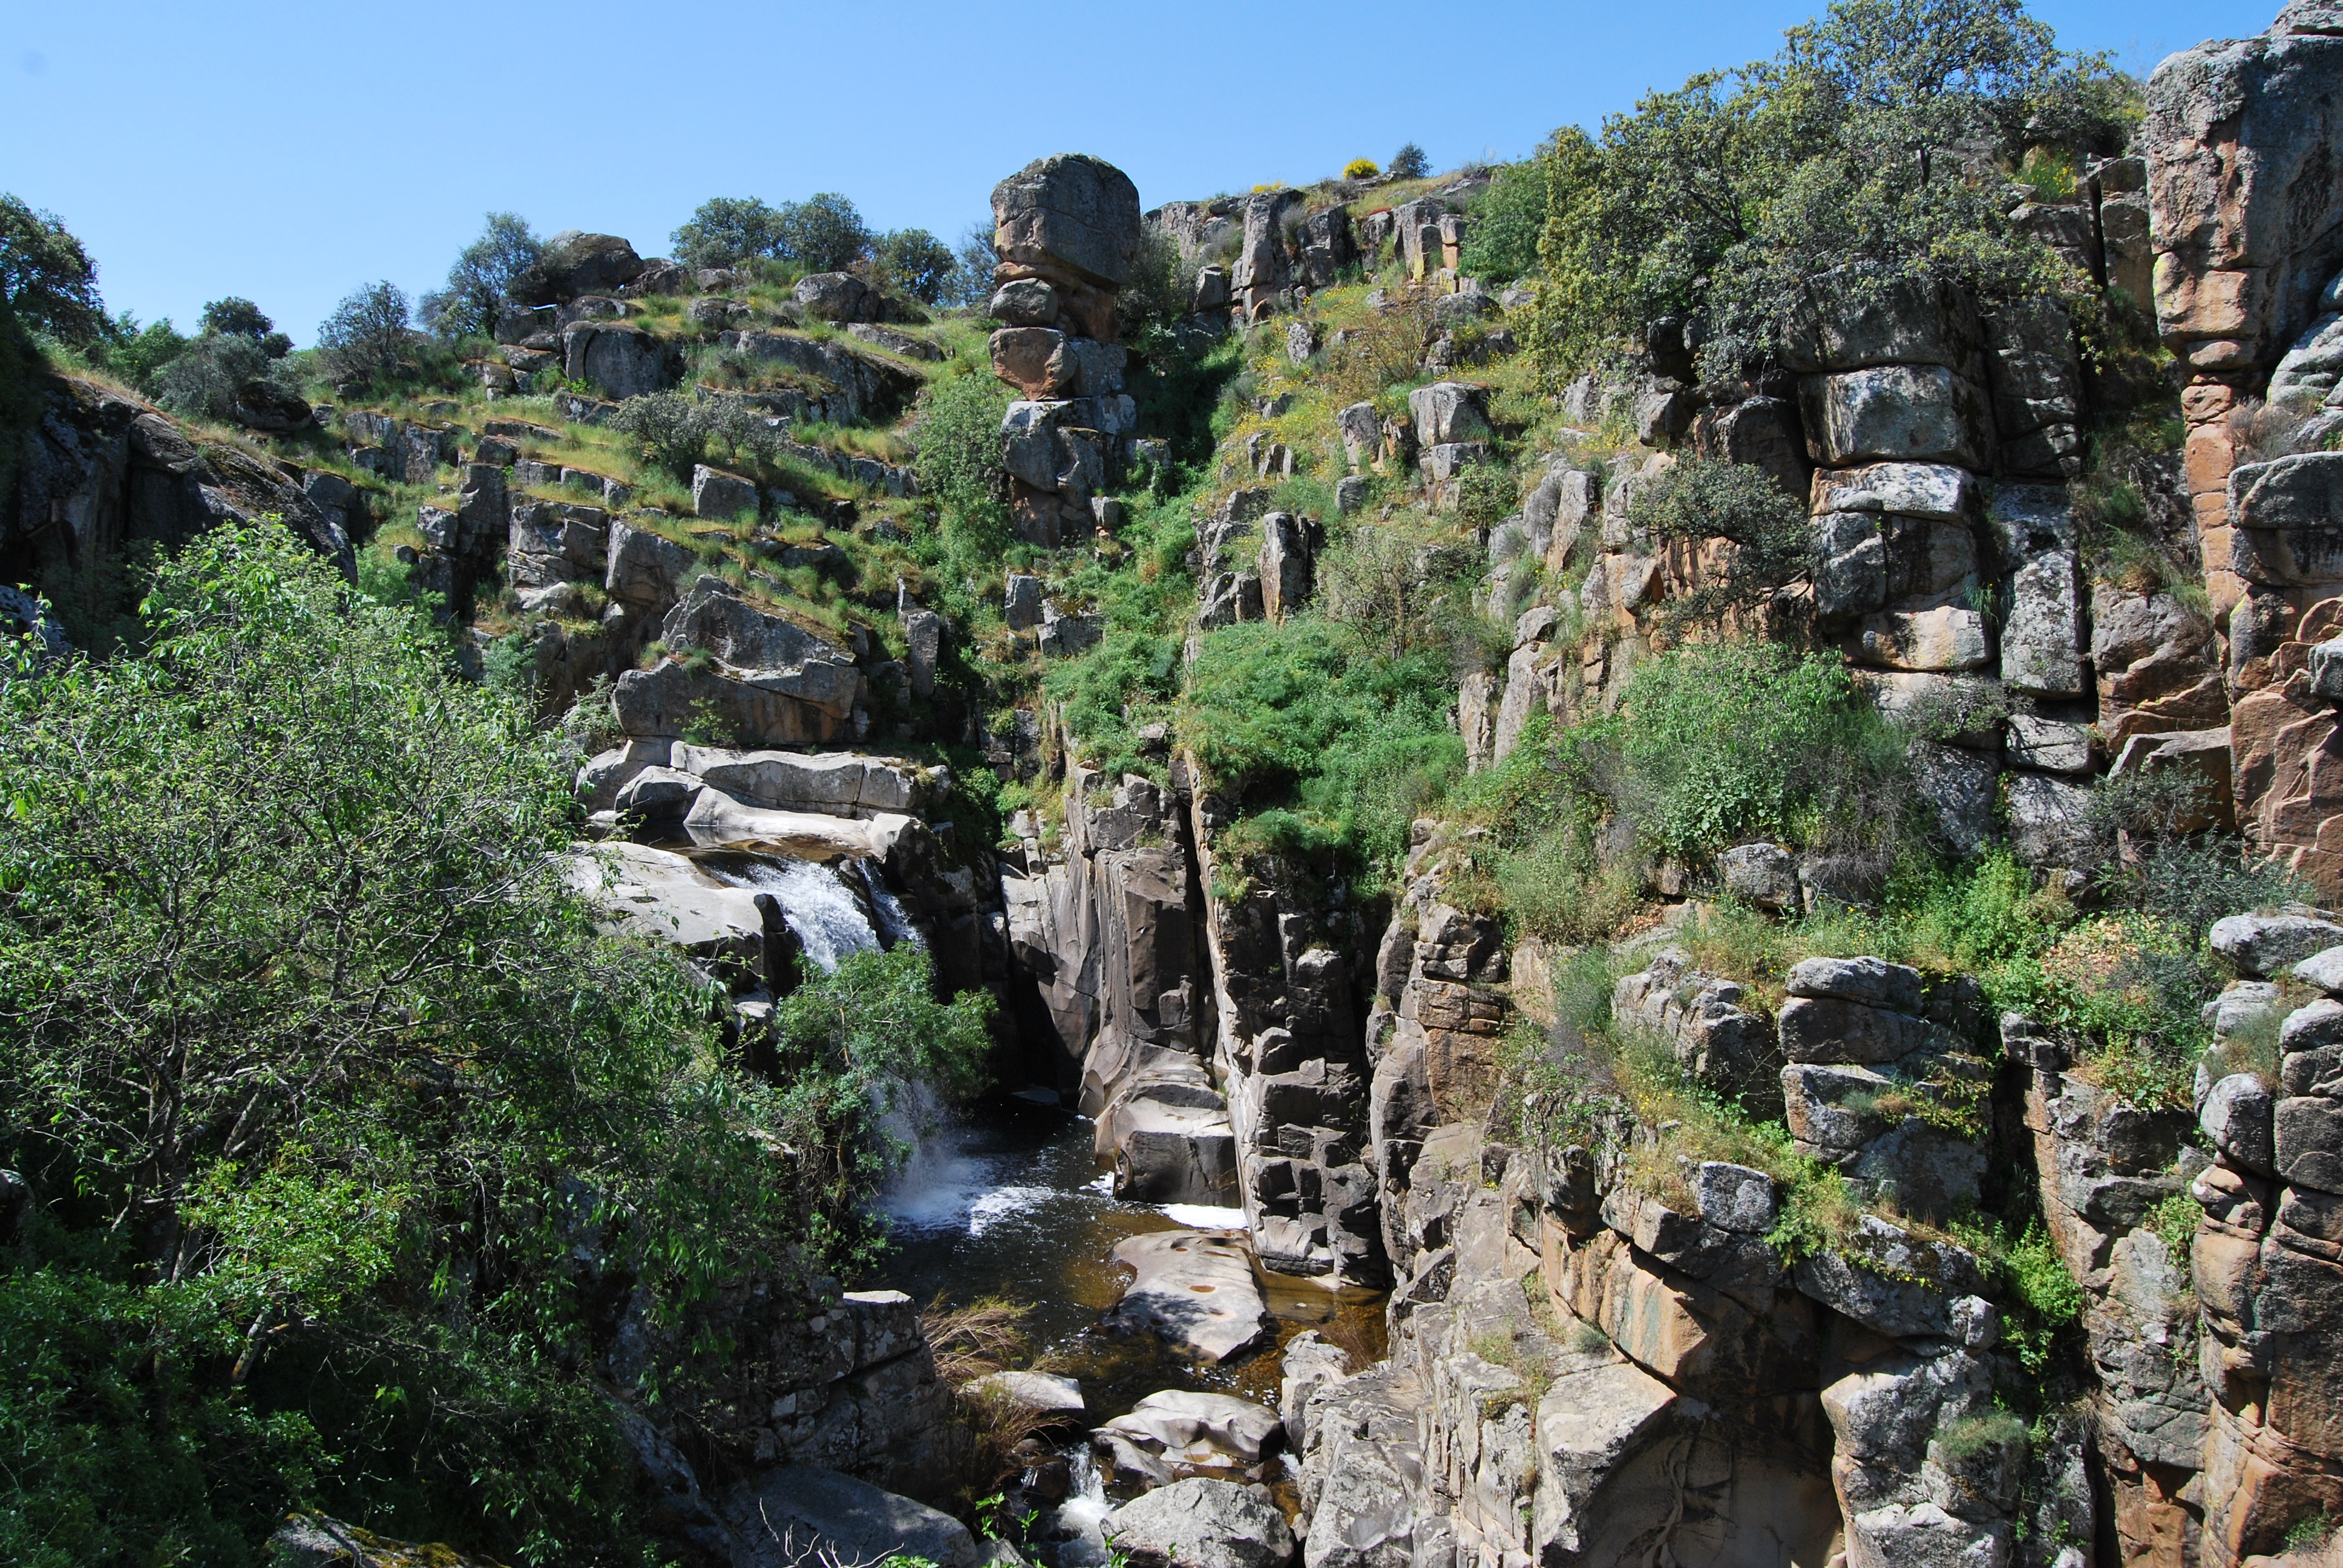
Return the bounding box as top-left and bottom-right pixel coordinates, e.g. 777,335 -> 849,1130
1786,956 -> 1924,1011
989,278 -> 1058,327
1794,1216 -> 1986,1338
2001,549 -> 2085,694
562,321 -> 669,399
1783,1062 -> 1894,1152
1694,1162 -> 1778,1234
615,765 -> 706,828
724,1465 -> 977,1568
605,520 -> 695,608
1799,365 -> 1990,468
2005,771 -> 2099,868
2007,714 -> 2093,774
692,464 -> 758,520
1407,381 -> 1492,447
991,154 -> 1144,288
1104,1231 -> 1270,1363
1101,1478 -> 1295,1568
2202,1073 -> 2277,1176
1099,1390 -> 1282,1463
1778,995 -> 1929,1064
2278,1095 -> 2343,1193
1334,475 -> 1369,514
1813,512 -> 1888,617
795,271 -> 874,323
2297,947 -> 2343,996
1004,572 -> 1044,631
964,1370 -> 1085,1418
1811,461 -> 1975,521
1336,402 -> 1380,466
1719,843 -> 1799,910
1909,739 -> 1999,855
538,230 -> 645,301
2214,913 -> 2343,978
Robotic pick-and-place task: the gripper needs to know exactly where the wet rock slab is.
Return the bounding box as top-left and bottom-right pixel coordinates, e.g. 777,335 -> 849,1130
1103,1230 -> 1270,1363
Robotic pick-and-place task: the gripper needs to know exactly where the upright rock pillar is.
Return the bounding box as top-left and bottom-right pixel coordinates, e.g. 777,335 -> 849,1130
988,154 -> 1143,548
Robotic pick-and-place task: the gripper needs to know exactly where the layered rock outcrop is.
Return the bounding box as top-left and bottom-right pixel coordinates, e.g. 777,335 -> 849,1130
990,155 -> 1144,547
2144,4 -> 2343,895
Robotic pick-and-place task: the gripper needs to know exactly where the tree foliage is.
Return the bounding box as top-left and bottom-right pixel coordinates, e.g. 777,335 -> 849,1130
871,227 -> 955,304
0,524 -> 994,1565
671,195 -> 788,270
1526,0 -> 2134,383
420,212 -> 546,341
315,281 -> 412,385
0,194 -> 106,345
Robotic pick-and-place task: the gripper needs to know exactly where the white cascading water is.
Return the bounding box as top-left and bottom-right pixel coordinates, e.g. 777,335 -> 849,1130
1044,1443 -> 1113,1567
710,855 -> 885,973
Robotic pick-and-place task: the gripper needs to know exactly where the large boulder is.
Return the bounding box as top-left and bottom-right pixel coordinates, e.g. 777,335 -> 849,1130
537,230 -> 645,302
563,321 -> 669,399
723,1465 -> 978,1568
2143,16 -> 2343,373
1099,1478 -> 1296,1568
1798,365 -> 1990,469
1408,381 -> 1492,448
1104,1230 -> 1270,1363
991,154 -> 1144,289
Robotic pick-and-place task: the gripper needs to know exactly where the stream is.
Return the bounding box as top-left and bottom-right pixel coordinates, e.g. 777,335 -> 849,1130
689,839 -> 1389,1546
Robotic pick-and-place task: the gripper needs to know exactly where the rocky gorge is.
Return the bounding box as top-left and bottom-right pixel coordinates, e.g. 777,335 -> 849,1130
19,4 -> 2343,1568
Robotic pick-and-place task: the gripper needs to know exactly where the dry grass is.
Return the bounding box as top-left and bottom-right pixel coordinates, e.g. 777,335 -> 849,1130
921,1295 -> 1032,1384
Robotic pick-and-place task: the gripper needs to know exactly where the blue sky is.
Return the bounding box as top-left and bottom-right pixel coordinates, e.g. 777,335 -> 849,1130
0,0 -> 2278,345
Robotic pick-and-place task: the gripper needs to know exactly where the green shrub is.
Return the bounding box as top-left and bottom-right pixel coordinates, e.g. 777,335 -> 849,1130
1605,640 -> 1910,867
2148,1191 -> 2201,1261
1458,157 -> 1549,283
1177,618 -> 1464,880
1625,458 -> 1815,629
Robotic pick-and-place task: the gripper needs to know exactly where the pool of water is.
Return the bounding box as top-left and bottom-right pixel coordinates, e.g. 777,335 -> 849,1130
860,1089 -> 1387,1420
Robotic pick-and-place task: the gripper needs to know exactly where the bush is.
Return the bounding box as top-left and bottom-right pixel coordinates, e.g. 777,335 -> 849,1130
1458,157 -> 1548,283
672,195 -> 787,270
1389,143 -> 1430,179
314,281 -> 412,386
911,365 -> 1012,512
1626,457 -> 1815,629
1344,158 -> 1380,180
151,333 -> 300,423
1178,618 -> 1463,880
1603,640 -> 1912,867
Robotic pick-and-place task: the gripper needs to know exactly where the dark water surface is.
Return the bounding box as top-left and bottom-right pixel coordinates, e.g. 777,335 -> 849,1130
860,1089 -> 1388,1421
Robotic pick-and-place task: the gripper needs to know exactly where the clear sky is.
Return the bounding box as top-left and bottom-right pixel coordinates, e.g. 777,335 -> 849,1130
0,0 -> 2279,346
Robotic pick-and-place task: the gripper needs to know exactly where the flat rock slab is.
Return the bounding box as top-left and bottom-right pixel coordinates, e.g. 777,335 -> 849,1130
1104,1230 -> 1270,1363
965,1370 -> 1086,1418
724,1464 -> 977,1568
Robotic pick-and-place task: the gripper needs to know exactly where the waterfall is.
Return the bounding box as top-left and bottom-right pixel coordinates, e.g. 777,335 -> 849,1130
704,854 -> 884,973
